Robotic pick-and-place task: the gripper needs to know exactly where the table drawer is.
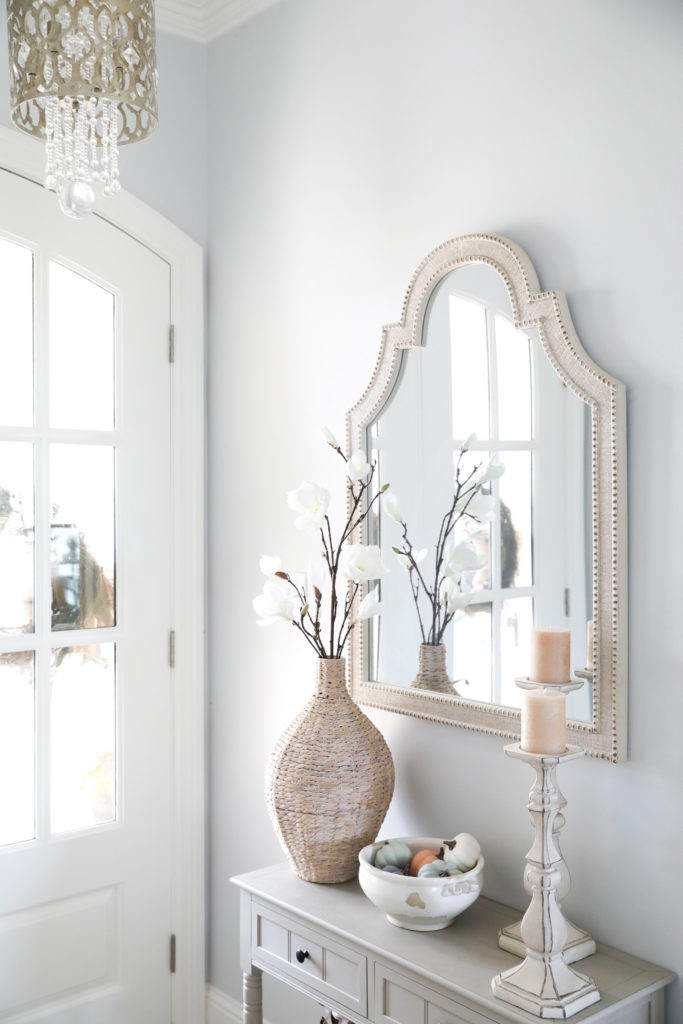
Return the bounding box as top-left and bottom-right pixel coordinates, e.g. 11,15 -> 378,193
376,965 -> 497,1024
252,901 -> 367,1017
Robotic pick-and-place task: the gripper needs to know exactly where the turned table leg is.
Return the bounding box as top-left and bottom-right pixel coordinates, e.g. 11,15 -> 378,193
242,967 -> 263,1024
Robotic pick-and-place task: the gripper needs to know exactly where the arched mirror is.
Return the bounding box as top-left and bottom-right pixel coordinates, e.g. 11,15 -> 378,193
347,235 -> 627,762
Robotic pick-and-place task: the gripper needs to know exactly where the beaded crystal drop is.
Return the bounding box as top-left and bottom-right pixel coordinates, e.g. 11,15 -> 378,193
45,96 -> 121,217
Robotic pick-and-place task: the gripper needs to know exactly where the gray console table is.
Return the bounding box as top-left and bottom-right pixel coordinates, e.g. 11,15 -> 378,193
232,864 -> 675,1024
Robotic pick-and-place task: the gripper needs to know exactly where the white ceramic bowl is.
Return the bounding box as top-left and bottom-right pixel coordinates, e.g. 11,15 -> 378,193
358,836 -> 484,931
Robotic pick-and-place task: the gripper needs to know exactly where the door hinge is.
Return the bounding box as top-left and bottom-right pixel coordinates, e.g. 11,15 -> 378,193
169,629 -> 176,668
169,324 -> 175,364
170,933 -> 176,974
564,587 -> 571,617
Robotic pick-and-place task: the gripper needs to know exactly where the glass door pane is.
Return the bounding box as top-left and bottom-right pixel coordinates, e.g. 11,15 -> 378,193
0,442 -> 35,634
49,262 -> 115,430
50,445 -> 116,631
0,653 -> 35,846
50,643 -> 116,835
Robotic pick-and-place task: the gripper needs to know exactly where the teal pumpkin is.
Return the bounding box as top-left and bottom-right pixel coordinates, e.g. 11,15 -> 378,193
374,840 -> 412,870
417,858 -> 449,878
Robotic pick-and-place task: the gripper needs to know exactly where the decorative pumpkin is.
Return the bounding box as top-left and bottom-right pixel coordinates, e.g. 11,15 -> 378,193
374,840 -> 412,870
417,859 -> 449,878
409,849 -> 438,876
381,864 -> 403,874
442,832 -> 481,872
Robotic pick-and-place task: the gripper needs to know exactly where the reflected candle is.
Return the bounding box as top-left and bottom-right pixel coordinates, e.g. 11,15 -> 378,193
586,620 -> 594,670
521,689 -> 567,755
530,629 -> 570,684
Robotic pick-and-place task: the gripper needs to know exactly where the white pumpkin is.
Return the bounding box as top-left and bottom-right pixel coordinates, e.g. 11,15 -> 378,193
442,832 -> 480,872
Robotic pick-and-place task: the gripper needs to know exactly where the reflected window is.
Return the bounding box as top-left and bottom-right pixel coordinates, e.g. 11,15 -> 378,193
448,295 -> 535,706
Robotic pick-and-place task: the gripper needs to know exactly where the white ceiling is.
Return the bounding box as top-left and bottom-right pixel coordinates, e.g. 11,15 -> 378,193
155,0 -> 282,43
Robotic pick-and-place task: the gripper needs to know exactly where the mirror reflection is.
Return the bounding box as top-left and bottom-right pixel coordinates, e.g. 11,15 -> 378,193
364,264 -> 593,722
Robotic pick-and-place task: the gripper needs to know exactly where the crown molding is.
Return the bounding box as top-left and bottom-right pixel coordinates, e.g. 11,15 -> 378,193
155,0 -> 282,43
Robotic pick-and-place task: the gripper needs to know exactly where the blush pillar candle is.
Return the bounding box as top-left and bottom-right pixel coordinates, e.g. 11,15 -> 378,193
520,689 -> 567,755
530,629 -> 570,684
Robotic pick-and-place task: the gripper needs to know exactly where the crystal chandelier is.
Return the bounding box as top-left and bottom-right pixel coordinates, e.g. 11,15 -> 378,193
6,1 -> 158,218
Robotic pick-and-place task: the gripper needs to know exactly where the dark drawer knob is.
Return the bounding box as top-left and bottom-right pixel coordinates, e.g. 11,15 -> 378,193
295,948 -> 310,964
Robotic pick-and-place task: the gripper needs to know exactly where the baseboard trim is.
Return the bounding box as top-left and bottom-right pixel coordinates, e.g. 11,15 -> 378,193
206,985 -> 242,1024
207,984 -> 279,1024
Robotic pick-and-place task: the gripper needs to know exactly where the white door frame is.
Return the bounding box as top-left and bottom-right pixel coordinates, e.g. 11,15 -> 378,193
0,125 -> 206,1024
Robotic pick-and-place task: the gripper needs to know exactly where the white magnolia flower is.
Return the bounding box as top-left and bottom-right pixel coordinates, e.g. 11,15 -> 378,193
457,490 -> 497,522
396,547 -> 428,571
259,554 -> 282,577
253,580 -> 299,626
461,432 -> 477,452
340,543 -> 388,582
307,559 -> 326,598
383,492 -> 403,524
439,576 -> 474,614
478,455 -> 505,486
286,480 -> 330,530
444,540 -> 485,578
347,450 -> 372,483
357,586 -> 382,621
321,425 -> 339,448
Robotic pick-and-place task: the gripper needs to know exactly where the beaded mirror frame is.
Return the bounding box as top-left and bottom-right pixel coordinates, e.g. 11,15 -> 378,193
347,234 -> 627,763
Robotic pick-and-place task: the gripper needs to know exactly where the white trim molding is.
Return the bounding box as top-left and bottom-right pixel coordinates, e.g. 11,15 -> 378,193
207,984 -> 276,1024
0,127 -> 206,1023
156,0 -> 282,42
206,985 -> 242,1024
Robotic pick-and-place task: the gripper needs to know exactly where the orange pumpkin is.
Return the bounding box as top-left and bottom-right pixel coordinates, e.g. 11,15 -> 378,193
409,850 -> 438,876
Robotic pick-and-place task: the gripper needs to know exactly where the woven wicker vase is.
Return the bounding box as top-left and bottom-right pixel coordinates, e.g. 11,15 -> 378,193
265,657 -> 395,884
411,643 -> 456,695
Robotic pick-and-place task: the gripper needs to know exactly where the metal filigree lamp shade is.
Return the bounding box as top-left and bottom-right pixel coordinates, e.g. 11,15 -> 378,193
6,0 -> 158,218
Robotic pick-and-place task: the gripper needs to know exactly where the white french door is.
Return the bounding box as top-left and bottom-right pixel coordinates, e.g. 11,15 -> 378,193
0,168 -> 174,1023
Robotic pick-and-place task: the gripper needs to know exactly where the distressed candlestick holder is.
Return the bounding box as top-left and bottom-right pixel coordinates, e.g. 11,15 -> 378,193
499,678 -> 597,963
491,743 -> 600,1019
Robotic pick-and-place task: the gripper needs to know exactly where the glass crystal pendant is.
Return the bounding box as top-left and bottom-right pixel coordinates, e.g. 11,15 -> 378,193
6,1 -> 158,220
46,96 -> 121,220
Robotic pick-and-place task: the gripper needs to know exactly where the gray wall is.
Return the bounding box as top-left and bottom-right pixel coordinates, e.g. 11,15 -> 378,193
207,0 -> 683,1020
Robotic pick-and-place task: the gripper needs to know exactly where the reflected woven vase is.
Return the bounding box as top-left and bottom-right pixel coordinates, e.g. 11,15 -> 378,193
411,643 -> 457,695
265,657 -> 395,883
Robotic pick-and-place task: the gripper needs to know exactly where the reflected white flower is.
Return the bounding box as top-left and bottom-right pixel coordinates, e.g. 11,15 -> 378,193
347,450 -> 372,483
457,490 -> 497,522
478,455 -> 505,485
444,540 -> 485,578
383,492 -> 403,524
259,554 -> 282,577
340,543 -> 388,581
322,425 -> 339,448
357,586 -> 382,621
438,576 -> 474,614
286,480 -> 330,530
253,580 -> 299,626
